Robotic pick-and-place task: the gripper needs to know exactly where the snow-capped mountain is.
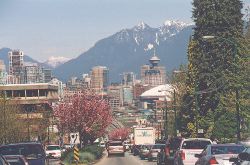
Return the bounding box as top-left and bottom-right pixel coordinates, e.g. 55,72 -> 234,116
44,56 -> 71,68
54,20 -> 193,82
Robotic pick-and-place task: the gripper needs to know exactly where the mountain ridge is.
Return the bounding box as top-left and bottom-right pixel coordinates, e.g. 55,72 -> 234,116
54,20 -> 193,82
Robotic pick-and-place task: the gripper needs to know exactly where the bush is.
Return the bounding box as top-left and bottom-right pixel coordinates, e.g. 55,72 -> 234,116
62,144 -> 104,164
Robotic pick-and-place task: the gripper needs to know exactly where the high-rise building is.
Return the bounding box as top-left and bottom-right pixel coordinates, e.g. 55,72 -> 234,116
0,60 -> 7,84
8,50 -> 24,83
90,66 -> 109,93
141,51 -> 166,87
121,72 -> 136,86
24,63 -> 44,84
42,68 -> 52,83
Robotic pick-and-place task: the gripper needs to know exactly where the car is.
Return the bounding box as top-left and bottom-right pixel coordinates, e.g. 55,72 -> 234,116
3,155 -> 29,165
99,141 -> 106,148
0,155 -> 10,165
0,142 -> 47,165
173,138 -> 212,165
229,147 -> 250,165
132,145 -> 142,156
148,144 -> 165,161
195,144 -> 245,165
123,141 -> 131,151
107,141 -> 125,157
45,145 -> 62,159
139,145 -> 153,160
157,137 -> 182,165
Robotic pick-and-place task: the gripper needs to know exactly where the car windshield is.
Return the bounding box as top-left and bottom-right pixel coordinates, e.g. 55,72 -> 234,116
244,147 -> 250,153
181,140 -> 211,149
0,144 -> 44,160
46,146 -> 60,150
211,146 -> 245,155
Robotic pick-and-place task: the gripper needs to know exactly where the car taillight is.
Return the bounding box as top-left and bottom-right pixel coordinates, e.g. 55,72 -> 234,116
179,150 -> 185,160
209,157 -> 218,164
165,147 -> 170,156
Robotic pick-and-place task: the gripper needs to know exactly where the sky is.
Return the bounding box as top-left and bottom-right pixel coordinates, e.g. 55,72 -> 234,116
0,0 -> 250,62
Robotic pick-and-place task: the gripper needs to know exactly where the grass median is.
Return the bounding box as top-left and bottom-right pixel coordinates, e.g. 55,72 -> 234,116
61,144 -> 104,165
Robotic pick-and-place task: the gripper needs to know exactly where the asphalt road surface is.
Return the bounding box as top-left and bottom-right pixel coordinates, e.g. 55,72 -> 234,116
48,158 -> 61,165
96,151 -> 156,165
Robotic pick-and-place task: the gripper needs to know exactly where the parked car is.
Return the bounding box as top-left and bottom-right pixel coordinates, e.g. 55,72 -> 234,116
132,145 -> 142,156
229,147 -> 250,165
45,145 -> 62,159
107,141 -> 125,157
195,144 -> 245,165
0,155 -> 9,165
157,137 -> 182,165
0,142 -> 47,165
173,138 -> 212,165
148,144 -> 165,161
3,155 -> 29,165
139,145 -> 153,160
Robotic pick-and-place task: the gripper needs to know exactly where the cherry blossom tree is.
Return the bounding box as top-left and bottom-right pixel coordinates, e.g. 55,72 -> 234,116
53,90 -> 112,145
108,128 -> 130,141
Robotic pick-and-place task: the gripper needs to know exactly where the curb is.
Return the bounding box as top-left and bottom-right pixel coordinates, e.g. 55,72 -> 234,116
90,150 -> 107,165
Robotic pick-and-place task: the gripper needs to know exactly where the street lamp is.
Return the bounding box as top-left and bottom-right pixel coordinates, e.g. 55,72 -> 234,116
202,35 -> 241,141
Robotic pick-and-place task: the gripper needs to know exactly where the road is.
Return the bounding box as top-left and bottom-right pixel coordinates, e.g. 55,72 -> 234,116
95,151 -> 156,165
48,158 -> 61,165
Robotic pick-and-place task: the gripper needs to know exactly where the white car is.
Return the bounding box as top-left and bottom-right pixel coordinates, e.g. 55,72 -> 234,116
195,144 -> 245,165
107,141 -> 125,157
174,138 -> 212,165
46,145 -> 62,159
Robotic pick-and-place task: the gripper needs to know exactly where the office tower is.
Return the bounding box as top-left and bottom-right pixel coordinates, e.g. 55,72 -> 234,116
141,52 -> 166,87
121,72 -> 136,86
0,60 -> 7,84
8,50 -> 24,83
24,63 -> 44,84
42,68 -> 52,83
90,66 -> 109,93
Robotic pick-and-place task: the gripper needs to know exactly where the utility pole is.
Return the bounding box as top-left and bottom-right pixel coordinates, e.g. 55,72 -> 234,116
173,89 -> 177,137
195,82 -> 199,137
164,99 -> 168,140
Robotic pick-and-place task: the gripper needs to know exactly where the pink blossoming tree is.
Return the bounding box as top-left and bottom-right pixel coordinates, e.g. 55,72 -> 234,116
53,90 -> 112,145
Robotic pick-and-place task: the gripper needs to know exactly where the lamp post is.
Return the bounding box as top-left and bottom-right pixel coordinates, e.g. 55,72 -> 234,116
202,35 -> 240,141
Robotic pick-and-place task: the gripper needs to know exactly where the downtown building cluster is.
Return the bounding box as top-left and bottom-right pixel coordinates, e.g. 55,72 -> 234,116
0,50 -> 52,85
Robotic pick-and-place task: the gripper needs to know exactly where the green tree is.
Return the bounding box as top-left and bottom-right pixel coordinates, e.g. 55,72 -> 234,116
182,0 -> 247,137
0,92 -> 27,144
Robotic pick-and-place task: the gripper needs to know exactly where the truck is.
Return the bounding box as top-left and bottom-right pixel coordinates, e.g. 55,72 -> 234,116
134,127 -> 155,145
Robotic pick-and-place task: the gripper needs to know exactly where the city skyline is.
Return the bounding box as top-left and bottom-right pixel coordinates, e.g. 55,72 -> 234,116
1,0 -> 249,62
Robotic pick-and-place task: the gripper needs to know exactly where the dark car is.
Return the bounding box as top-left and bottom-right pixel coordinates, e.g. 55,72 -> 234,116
3,155 -> 29,165
0,155 -> 10,165
132,145 -> 142,156
157,137 -> 182,165
0,142 -> 47,165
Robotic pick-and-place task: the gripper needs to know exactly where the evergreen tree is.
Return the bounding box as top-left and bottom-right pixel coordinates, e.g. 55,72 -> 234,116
181,0 -> 246,137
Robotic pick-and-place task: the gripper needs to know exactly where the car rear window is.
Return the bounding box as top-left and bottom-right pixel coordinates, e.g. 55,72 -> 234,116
211,145 -> 245,155
0,144 -> 45,160
152,145 -> 165,149
109,142 -> 123,146
168,138 -> 182,149
47,146 -> 60,150
181,140 -> 211,149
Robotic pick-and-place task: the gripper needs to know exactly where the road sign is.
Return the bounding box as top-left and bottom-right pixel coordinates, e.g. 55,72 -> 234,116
74,146 -> 80,163
198,129 -> 204,133
70,132 -> 80,146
